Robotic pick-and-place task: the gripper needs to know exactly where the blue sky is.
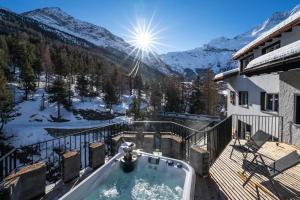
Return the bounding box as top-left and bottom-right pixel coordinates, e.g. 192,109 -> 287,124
0,0 -> 299,53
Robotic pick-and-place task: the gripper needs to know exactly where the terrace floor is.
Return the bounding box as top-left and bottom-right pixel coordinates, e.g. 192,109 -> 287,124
42,140 -> 300,200
201,140 -> 300,200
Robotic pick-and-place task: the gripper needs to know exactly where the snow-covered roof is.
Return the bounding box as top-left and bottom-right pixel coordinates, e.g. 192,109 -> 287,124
244,40 -> 300,71
214,68 -> 239,81
233,10 -> 300,59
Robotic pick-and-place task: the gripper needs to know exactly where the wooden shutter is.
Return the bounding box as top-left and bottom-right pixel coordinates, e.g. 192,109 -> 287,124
261,92 -> 266,111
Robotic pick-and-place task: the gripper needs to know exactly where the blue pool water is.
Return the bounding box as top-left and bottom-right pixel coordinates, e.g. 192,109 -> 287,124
83,158 -> 185,200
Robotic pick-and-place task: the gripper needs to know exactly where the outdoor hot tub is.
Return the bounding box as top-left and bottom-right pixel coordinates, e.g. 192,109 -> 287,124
59,152 -> 195,200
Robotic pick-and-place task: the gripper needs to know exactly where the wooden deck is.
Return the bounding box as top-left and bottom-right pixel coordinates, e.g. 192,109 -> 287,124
207,140 -> 300,200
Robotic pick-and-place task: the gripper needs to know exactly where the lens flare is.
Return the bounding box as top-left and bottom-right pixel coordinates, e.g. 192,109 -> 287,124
123,17 -> 167,77
136,32 -> 152,50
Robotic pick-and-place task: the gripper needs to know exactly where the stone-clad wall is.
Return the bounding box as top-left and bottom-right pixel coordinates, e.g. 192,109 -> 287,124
279,69 -> 300,146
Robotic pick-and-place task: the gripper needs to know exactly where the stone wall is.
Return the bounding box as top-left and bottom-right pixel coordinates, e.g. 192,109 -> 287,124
4,162 -> 46,200
160,134 -> 183,159
189,146 -> 209,176
279,69 -> 300,146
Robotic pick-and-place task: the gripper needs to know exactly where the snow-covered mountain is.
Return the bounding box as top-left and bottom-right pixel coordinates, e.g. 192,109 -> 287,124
23,7 -> 173,75
160,4 -> 300,74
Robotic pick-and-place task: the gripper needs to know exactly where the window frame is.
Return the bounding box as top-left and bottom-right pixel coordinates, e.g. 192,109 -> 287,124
265,93 -> 279,112
294,94 -> 300,125
230,91 -> 236,105
238,91 -> 248,107
240,54 -> 254,70
262,41 -> 281,55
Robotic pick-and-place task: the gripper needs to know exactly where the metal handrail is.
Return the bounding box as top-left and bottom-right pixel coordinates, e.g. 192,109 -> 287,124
0,148 -> 16,162
18,121 -> 126,148
0,114 -> 285,182
185,117 -> 229,140
131,120 -> 203,133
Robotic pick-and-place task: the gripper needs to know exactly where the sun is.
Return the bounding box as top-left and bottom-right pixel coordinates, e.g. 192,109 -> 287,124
126,18 -> 160,53
123,17 -> 166,77
136,32 -> 152,50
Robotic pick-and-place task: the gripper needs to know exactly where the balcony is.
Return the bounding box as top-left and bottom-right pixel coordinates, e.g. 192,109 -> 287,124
0,114 -> 299,199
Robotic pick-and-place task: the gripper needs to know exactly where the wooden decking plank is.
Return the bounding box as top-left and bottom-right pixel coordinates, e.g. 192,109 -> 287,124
210,161 -> 259,200
218,149 -> 277,199
211,150 -> 276,200
208,140 -> 300,200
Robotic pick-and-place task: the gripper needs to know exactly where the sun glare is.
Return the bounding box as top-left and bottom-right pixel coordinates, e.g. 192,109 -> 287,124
123,17 -> 166,77
136,32 -> 152,50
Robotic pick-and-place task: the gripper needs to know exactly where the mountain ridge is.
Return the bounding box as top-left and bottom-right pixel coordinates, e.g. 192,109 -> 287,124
159,4 -> 300,75
23,7 -> 175,75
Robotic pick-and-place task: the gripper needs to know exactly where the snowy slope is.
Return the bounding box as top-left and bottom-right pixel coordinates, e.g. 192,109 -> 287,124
3,89 -> 127,147
23,7 -> 173,75
160,4 -> 300,73
3,84 -> 146,147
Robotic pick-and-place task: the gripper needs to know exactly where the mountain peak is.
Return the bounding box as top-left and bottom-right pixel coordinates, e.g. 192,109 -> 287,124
160,4 -> 300,74
22,7 -> 174,75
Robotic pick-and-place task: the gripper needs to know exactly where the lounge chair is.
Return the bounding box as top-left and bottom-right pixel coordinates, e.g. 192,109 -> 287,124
230,130 -> 271,159
242,150 -> 300,199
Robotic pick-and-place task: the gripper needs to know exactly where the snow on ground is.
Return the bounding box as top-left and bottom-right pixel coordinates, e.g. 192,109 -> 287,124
3,88 -> 137,147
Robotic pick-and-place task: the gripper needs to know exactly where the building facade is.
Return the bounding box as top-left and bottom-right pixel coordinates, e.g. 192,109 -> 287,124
215,10 -> 300,146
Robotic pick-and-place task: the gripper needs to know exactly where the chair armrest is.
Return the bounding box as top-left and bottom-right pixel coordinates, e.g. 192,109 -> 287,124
256,153 -> 277,173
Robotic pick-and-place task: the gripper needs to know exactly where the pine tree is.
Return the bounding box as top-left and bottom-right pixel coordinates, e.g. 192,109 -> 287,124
130,97 -> 143,120
0,36 -> 9,78
134,75 -> 143,98
20,62 -> 36,100
94,62 -> 103,92
48,78 -> 68,119
76,73 -> 89,101
0,69 -> 12,131
103,78 -> 118,112
164,78 -> 181,112
150,82 -> 162,112
53,48 -> 69,76
32,58 -> 42,87
203,69 -> 219,115
40,44 -> 53,89
189,75 -> 204,114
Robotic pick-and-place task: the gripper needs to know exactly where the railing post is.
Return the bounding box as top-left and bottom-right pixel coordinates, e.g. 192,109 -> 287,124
281,116 -> 284,142
84,133 -> 87,168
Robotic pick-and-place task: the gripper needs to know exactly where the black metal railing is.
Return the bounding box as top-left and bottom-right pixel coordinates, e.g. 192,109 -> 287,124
0,122 -> 126,182
0,120 -> 201,182
183,114 -> 284,164
207,116 -> 233,164
184,116 -> 232,163
0,114 -> 284,182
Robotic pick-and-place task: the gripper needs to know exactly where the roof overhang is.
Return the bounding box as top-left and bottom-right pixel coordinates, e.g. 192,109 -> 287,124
214,68 -> 239,82
233,11 -> 300,60
241,53 -> 300,76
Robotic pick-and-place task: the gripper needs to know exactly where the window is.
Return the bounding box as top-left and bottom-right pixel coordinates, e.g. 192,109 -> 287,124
238,120 -> 252,138
261,93 -> 278,112
266,94 -> 279,112
240,54 -> 254,70
238,91 -> 248,106
230,91 -> 236,105
262,41 -> 281,55
295,95 -> 300,125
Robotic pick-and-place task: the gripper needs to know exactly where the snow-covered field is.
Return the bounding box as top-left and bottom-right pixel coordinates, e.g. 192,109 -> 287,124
3,86 -> 140,148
